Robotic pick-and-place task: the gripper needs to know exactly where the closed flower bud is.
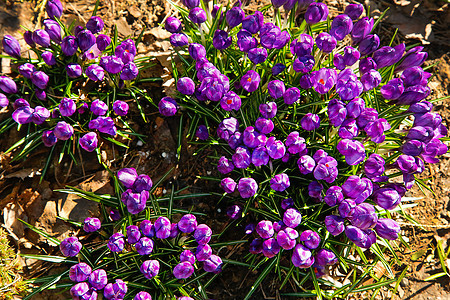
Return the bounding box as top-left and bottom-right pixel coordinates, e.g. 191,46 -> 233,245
256,220 -> 274,239
2,35 -> 21,58
267,80 -> 285,99
226,6 -> 244,28
189,7 -> 207,23
158,97 -> 178,116
70,282 -> 89,297
330,14 -> 353,41
53,121 -> 74,140
238,177 -> 258,198
251,146 -> 269,167
291,34 -> 314,57
301,113 -> 320,131
0,93 -> 8,108
177,214 -> 198,233
270,173 -> 290,192
173,261 -> 194,279
104,279 -> 127,299
283,87 -> 300,105
297,155 -> 315,175
69,263 -> 92,282
262,238 -> 280,258
344,3 -> 364,20
277,228 -> 298,250
217,156 -> 234,174
31,71 -> 49,90
41,51 -> 56,65
359,34 -> 380,56
108,233 -> 125,252
135,237 -> 155,255
86,16 -> 104,34
324,186 -> 343,207
266,137 -> 286,159
203,255 -> 223,274
359,57 -> 377,75
196,244 -> 212,261
237,29 -> 257,52
337,139 -> 366,165
46,0 -> 63,19
33,29 -> 51,47
294,55 -> 315,73
345,225 -> 373,248
177,77 -> 195,95
373,44 -> 405,69
351,17 -> 374,44
315,249 -> 338,266
118,168 -> 137,188
194,224 -> 212,244
316,32 -> 337,53
180,249 -> 196,264
300,230 -> 321,249
348,203 -> 378,230
120,62 -> 139,80
380,78 -> 404,100
272,63 -> 286,76
183,0 -> 199,9
249,238 -> 263,254
113,100 -> 129,116
43,19 -> 61,43
338,199 -> 356,218
134,291 -> 152,300
61,36 -> 78,56
325,215 -> 345,236
24,31 -> 35,47
42,130 -> 58,147
395,46 -> 428,73
308,181 -> 324,199
90,99 -> 108,116
372,186 -> 402,210
259,102 -> 277,118
343,46 -> 360,66
227,204 -> 242,219
361,69 -> 381,91
65,63 -> 82,78
0,76 -> 17,94
60,236 -> 82,257
100,55 -> 124,74
83,217 -> 101,233
140,220 -> 155,237
18,63 -> 36,79
305,2 -> 329,24
77,29 -> 96,51
292,244 -> 313,268
328,99 -> 347,127
85,64 -> 105,82
375,218 -> 400,240
248,47 -> 268,65
242,11 -> 264,34
283,208 -> 302,228
79,132 -> 98,152
154,217 -> 171,239
220,177 -> 236,194
213,29 -> 232,50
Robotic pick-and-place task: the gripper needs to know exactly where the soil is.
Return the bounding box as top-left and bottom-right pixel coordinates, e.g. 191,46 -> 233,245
0,0 -> 449,299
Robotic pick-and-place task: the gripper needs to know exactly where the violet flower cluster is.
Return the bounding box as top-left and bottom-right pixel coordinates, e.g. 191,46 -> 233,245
1,0 -> 137,157
163,0 -> 448,281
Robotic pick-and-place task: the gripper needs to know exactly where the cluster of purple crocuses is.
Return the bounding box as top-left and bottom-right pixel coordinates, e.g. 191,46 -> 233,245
161,0 -> 448,278
245,203 -> 338,277
1,0 -> 136,153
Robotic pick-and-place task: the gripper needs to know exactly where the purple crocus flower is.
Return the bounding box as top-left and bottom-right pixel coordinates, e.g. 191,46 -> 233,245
69,263 -> 92,282
361,69 -> 382,91
365,118 -> 391,143
283,208 -> 302,228
2,35 -> 21,58
79,132 -> 98,152
60,236 -> 82,257
193,224 -> 212,244
395,46 -> 428,72
338,118 -> 359,139
343,46 -> 361,66
18,63 -> 36,79
255,118 -> 274,134
238,177 -> 258,198
53,121 -> 74,141
348,203 -> 378,230
158,97 -> 178,116
135,237 -> 155,255
221,177 -> 237,193
308,181 -> 324,199
226,6 -> 244,28
178,214 -> 198,233
267,80 -> 285,99
30,71 -> 49,90
259,102 -> 277,118
240,70 -> 261,92
272,63 -> 286,76
140,260 -> 160,280
189,7 -> 207,23
126,225 -> 141,244
134,292 -> 152,300
195,125 -> 209,140
154,216 -> 171,239
293,55 -> 315,74
213,29 -> 232,50
359,34 -> 380,56
177,77 -> 195,95
285,131 -> 307,155
61,36 -> 78,56
262,238 -> 280,258
401,66 -> 430,87
112,100 -> 128,116
41,51 -> 56,66
328,99 -> 347,127
300,230 -> 321,249
375,218 -> 400,240
345,3 -> 364,20
30,106 -> 49,125
173,261 -> 194,279
380,78 -> 404,100
217,117 -> 239,141
292,244 -> 313,268
270,173 -> 290,192
283,87 -> 301,105
248,47 -> 268,65
373,44 -> 405,69
301,113 -> 320,131
325,215 -> 345,236
232,146 -> 251,168
203,255 -> 223,274
334,54 -> 345,70
227,204 -> 242,220
337,139 -> 366,165
266,137 -> 286,159
315,249 -> 338,266
364,153 -> 385,178
330,14 -> 353,41
297,155 -> 315,174
104,280 -> 128,299
85,64 -> 105,82
96,34 -> 111,51
89,99 -> 107,116
24,31 -> 35,47
76,29 -> 96,51
357,108 -> 378,129
372,186 -> 402,210
221,91 -> 241,111
351,17 -> 374,44
324,186 -> 344,207
46,0 -> 63,19
316,32 -> 337,53
108,233 -> 125,252
120,62 -> 139,80
336,69 -> 363,101
256,220 -> 274,239
170,33 -> 189,47
42,130 -> 57,147
305,2 -> 329,24
237,29 -> 258,52
100,55 -> 124,74
65,63 -> 82,78
32,29 -> 51,47
312,68 -> 337,94
195,244 -> 212,261
250,146 -> 269,167
43,19 -> 61,43
86,16 -> 104,34
0,93 -> 7,108
345,226 -> 375,248
70,282 -> 89,298
277,228 -> 298,250
291,34 -> 314,56
242,11 -> 264,34
359,57 -> 377,75
180,249 -> 196,265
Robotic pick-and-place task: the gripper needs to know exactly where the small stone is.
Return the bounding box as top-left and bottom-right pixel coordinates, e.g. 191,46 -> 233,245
400,278 -> 409,287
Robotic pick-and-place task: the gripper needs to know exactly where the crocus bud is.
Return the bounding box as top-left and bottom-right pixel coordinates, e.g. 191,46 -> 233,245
315,249 -> 338,266
203,255 -> 223,274
96,34 -> 111,52
213,29 -> 232,50
330,14 -> 353,41
240,70 -> 261,92
180,250 -> 196,265
53,121 -> 74,140
41,51 -> 56,66
91,99 -> 108,116
135,237 -> 155,255
189,7 -> 207,23
359,34 -> 380,56
18,63 -> 36,79
65,63 -> 82,78
351,17 -> 374,44
256,220 -> 274,239
79,132 -> 98,152
283,208 -> 302,228
76,29 -> 96,51
380,78 -> 404,100
344,3 -> 364,20
86,16 -> 104,34
43,19 -> 61,44
60,236 -> 82,257
220,177 -> 236,194
120,62 -> 139,81
173,262 -> 194,279
117,168 -> 137,188
217,156 -> 234,174
291,34 -> 314,56
31,71 -> 49,90
270,173 -> 290,192
100,55 -> 124,74
361,69 -> 381,91
375,218 -> 400,240
32,29 -> 51,47
139,220 -> 155,238
195,244 -> 212,261
42,130 -> 57,147
267,80 -> 285,99
178,214 -> 198,233
292,244 -> 313,268
343,46 -> 360,66
70,282 -> 89,298
61,36 -> 78,56
364,154 -> 385,178
0,93 -> 7,107
2,35 -> 20,58
158,97 -> 178,116
177,77 -> 195,96
249,238 -> 263,254
227,204 -> 242,219
30,106 -> 49,125
372,186 -> 402,210
259,102 -> 277,118
283,87 -> 300,105
108,233 -> 125,252
325,215 -> 345,236
154,216 -> 171,239
301,113 -> 320,131
104,279 -> 127,299
0,76 -> 17,94
316,32 -> 337,53
83,217 -> 101,233
345,225 -> 373,248
272,63 -> 286,76
238,177 -> 258,198
194,224 -> 212,244
300,230 -> 321,249
337,139 -> 366,166
242,11 -> 264,34
109,209 -> 121,221
134,291 -> 153,300
113,100 -> 129,116
395,46 -> 428,72
85,64 -> 105,82
305,2 -> 329,24
69,263 -> 92,282
226,6 -> 244,28
248,47 -> 268,65
277,228 -> 298,250
348,203 -> 378,230
46,0 -> 63,19
262,238 -> 280,258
